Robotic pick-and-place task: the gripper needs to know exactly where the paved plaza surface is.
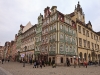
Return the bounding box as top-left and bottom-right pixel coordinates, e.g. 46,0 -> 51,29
0,61 -> 100,75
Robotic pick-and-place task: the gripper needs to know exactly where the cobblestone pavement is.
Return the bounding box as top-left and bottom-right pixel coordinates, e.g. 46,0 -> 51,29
0,69 -> 6,75
0,61 -> 100,75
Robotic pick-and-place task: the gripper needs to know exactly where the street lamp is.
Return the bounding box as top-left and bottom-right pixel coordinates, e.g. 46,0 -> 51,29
23,46 -> 27,67
73,56 -> 76,68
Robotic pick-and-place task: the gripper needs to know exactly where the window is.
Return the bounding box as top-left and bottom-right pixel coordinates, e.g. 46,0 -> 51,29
79,38 -> 82,46
97,45 -> 99,50
94,35 -> 95,40
91,33 -> 93,39
54,14 -> 57,20
53,44 -> 56,51
65,26 -> 68,31
60,44 -> 63,51
50,35 -> 52,40
65,35 -> 68,41
60,25 -> 63,29
61,57 -> 63,63
83,28 -> 85,35
78,25 -> 81,33
70,37 -> 72,42
60,33 -> 63,39
87,41 -> 90,48
53,34 -> 56,39
95,44 -> 96,50
91,43 -> 94,49
86,30 -> 89,37
50,26 -> 53,30
54,24 -> 56,29
70,46 -> 72,52
83,39 -> 86,47
50,45 -> 52,51
46,37 -> 48,42
66,45 -> 68,52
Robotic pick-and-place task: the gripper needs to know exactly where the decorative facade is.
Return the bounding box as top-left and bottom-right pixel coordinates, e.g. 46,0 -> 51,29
70,2 -> 100,62
40,6 -> 77,65
21,22 -> 36,62
35,13 -> 43,60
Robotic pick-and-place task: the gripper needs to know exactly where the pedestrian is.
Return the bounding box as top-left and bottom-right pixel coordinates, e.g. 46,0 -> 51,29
74,60 -> 77,68
33,61 -> 36,68
52,59 -> 56,68
8,59 -> 9,62
2,58 -> 4,64
40,60 -> 42,68
84,61 -> 87,68
42,60 -> 45,67
99,60 -> 100,66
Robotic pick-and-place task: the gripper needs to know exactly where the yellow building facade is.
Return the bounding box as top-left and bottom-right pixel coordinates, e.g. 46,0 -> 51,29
70,2 -> 100,62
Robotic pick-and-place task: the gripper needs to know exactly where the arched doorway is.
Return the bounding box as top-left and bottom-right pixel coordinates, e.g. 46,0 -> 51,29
79,52 -> 83,61
88,54 -> 91,61
91,51 -> 95,62
84,53 -> 87,61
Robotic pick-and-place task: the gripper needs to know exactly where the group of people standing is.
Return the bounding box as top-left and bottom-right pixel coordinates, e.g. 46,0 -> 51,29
32,59 -> 56,68
33,60 -> 45,68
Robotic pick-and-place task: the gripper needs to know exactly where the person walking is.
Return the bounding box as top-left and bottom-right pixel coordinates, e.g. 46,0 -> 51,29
2,58 -> 4,64
40,60 -> 42,69
84,60 -> 87,68
33,61 -> 36,68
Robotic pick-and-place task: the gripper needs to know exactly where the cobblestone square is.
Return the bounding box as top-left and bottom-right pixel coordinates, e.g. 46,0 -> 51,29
0,62 -> 100,75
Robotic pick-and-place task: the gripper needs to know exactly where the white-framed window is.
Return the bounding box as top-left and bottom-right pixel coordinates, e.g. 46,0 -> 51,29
53,44 -> 56,51
53,34 -> 56,39
54,24 -> 56,29
60,33 -> 63,39
50,26 -> 53,30
50,45 -> 52,51
70,46 -> 72,52
60,25 -> 63,29
50,35 -> 52,40
60,44 -> 63,51
65,26 -> 68,31
70,37 -> 72,42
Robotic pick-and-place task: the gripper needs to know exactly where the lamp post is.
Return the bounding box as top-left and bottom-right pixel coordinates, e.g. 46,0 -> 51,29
78,57 -> 80,68
23,46 -> 27,67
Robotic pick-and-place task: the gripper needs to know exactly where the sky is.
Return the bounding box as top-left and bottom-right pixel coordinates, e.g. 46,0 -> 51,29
0,0 -> 100,46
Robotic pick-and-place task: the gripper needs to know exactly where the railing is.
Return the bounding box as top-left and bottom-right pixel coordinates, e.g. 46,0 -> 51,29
49,39 -> 55,43
49,29 -> 56,33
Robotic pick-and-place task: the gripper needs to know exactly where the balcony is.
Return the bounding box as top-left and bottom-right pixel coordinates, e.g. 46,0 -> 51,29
49,29 -> 56,34
60,38 -> 65,43
71,41 -> 75,45
34,51 -> 40,55
35,41 -> 41,45
68,32 -> 72,36
49,39 -> 55,43
66,40 -> 71,44
60,29 -> 65,33
59,51 -> 65,54
49,51 -> 56,55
